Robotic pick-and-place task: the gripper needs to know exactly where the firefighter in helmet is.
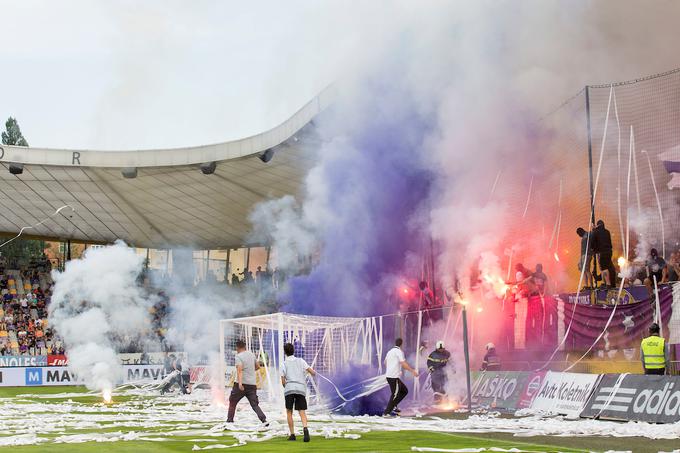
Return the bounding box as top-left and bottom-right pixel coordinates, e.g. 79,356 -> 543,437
427,340 -> 451,403
481,343 -> 501,371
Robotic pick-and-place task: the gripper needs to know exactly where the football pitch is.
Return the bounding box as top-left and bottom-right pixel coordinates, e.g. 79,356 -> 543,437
0,386 -> 674,452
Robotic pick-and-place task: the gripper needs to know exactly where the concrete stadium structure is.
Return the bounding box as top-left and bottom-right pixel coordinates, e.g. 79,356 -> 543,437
0,89 -> 334,249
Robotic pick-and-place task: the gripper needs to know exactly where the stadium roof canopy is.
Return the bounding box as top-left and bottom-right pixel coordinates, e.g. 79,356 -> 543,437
0,89 -> 333,249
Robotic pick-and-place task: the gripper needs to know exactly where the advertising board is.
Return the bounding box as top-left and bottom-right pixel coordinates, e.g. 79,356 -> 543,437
0,356 -> 47,367
530,371 -> 600,416
581,373 -> 680,423
470,371 -> 531,411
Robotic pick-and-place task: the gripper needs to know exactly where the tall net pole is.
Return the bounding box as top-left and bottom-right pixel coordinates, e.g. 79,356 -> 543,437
462,304 -> 472,412
218,320 -> 226,391
585,85 -> 596,225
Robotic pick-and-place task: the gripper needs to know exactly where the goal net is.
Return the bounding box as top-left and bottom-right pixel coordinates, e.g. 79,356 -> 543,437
218,312 -> 385,401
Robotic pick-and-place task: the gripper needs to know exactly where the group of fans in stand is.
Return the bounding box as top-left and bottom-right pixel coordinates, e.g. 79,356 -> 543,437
577,219 -> 680,294
511,263 -> 549,297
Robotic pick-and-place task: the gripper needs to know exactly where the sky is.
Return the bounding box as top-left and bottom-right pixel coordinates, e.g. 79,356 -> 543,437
0,1 -> 359,150
0,1 -> 678,151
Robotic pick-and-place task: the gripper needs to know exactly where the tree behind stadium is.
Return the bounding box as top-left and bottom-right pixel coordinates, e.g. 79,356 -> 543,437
1,117 -> 29,146
1,117 -> 43,261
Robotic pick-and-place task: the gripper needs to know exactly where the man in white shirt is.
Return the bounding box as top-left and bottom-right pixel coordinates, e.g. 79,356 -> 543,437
383,338 -> 418,416
226,340 -> 268,425
280,342 -> 316,442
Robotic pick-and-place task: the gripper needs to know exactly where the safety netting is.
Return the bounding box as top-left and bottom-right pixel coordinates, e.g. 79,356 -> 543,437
489,68 -> 680,290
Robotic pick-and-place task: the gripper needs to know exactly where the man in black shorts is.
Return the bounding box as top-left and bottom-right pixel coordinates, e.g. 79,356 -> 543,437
280,343 -> 316,442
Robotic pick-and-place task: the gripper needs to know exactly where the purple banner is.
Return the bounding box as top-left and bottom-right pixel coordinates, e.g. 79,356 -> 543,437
562,286 -> 673,351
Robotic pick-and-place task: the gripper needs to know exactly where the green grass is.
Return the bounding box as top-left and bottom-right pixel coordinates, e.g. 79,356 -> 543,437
0,386 -> 666,452
0,385 -> 90,397
5,431 -> 586,453
0,385 -> 137,405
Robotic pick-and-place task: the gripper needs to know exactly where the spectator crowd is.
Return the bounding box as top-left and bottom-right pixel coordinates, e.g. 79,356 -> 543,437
0,255 -> 63,356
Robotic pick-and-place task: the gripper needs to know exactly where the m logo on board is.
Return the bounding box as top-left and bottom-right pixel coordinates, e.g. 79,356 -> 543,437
25,368 -> 42,386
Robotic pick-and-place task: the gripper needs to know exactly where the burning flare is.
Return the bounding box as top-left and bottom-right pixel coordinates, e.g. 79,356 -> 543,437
436,398 -> 459,411
482,273 -> 509,297
102,388 -> 112,404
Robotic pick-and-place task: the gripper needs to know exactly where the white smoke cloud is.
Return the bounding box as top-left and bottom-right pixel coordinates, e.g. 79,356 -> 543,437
48,241 -> 152,393
629,208 -> 662,263
249,196 -> 318,272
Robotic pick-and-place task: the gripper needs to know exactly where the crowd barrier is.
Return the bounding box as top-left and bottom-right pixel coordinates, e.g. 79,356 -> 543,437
0,365 -> 164,387
470,370 -> 680,423
0,364 -> 212,387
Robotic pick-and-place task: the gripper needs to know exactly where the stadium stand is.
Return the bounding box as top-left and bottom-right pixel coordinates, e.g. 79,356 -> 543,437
0,255 -> 60,356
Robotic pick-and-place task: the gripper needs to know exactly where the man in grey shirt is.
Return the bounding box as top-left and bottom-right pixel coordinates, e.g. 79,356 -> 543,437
226,340 -> 267,424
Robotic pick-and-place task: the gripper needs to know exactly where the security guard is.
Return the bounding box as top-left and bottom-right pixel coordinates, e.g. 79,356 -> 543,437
640,323 -> 667,375
481,343 -> 501,371
427,340 -> 451,403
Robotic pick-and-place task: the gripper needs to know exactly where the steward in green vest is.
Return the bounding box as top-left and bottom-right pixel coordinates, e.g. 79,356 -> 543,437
640,323 -> 667,375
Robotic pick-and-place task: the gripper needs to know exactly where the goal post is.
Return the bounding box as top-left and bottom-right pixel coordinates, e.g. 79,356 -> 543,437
218,312 -> 385,401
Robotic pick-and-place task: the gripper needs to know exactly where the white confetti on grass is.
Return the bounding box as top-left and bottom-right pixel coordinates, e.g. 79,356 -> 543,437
1,388 -> 680,449
192,444 -> 242,450
0,433 -> 47,446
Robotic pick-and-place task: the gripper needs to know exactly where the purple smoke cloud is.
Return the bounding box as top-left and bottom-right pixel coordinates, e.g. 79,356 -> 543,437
283,82 -> 434,317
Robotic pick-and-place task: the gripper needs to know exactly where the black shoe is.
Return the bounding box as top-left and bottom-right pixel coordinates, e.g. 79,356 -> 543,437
303,427 -> 310,442
394,407 -> 401,414
288,434 -> 296,441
